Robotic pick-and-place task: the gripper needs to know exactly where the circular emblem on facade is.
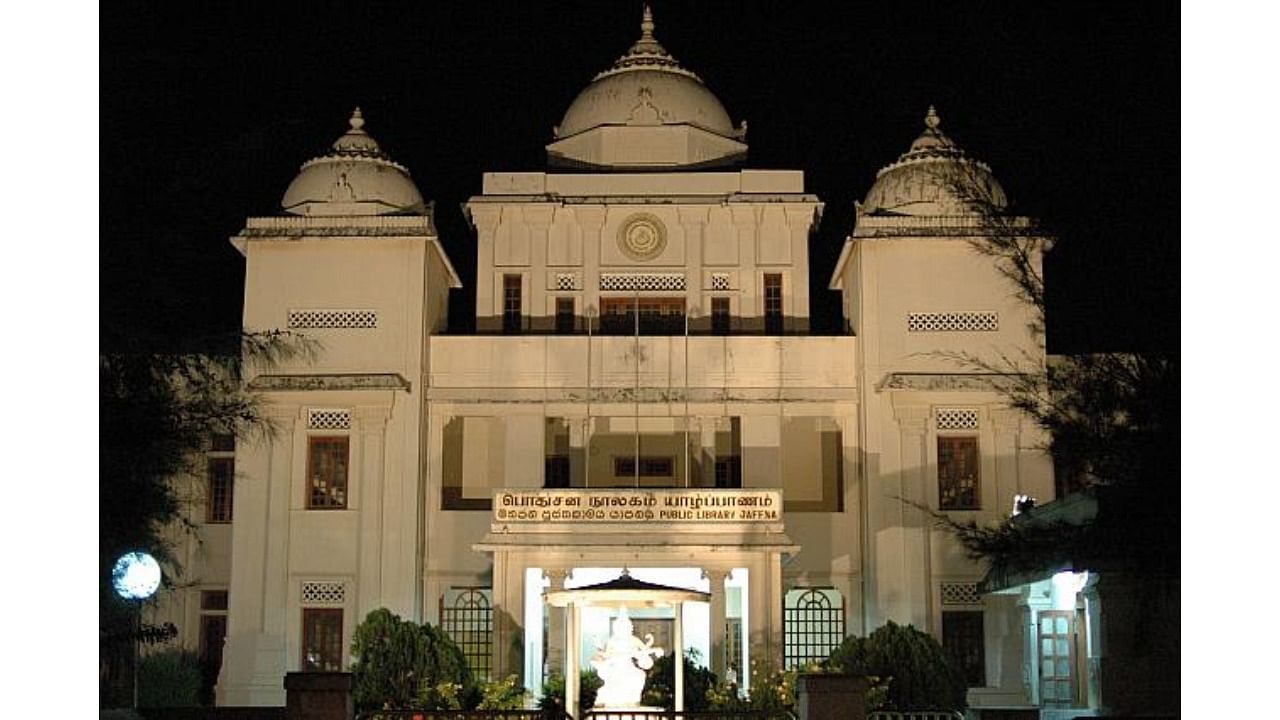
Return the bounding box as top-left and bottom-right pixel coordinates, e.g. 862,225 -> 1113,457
618,213 -> 667,261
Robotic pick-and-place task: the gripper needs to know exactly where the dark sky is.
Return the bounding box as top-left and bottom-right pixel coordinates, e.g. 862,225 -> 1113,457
100,0 -> 1179,354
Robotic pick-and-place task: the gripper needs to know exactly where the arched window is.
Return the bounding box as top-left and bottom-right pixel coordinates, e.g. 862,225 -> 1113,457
783,587 -> 846,668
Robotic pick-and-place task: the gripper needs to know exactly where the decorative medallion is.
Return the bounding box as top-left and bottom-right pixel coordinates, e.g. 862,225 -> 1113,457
618,213 -> 667,261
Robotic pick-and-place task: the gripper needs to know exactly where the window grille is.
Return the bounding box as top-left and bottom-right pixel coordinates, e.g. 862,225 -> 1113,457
301,608 -> 344,672
555,273 -> 579,291
599,273 -> 686,292
764,274 -> 783,334
941,582 -> 981,605
938,436 -> 981,510
440,588 -> 494,679
936,408 -> 979,431
907,311 -> 998,332
301,581 -> 346,605
725,618 -> 743,686
308,409 -> 351,430
710,273 -> 731,291
206,457 -> 234,524
307,437 -> 349,509
783,588 -> 845,669
288,309 -> 377,329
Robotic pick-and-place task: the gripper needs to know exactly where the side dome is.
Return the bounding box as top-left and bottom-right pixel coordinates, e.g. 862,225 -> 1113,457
546,6 -> 747,169
862,107 -> 1008,216
281,108 -> 425,216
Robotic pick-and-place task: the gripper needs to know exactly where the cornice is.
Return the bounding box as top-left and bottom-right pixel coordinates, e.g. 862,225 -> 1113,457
248,373 -> 411,393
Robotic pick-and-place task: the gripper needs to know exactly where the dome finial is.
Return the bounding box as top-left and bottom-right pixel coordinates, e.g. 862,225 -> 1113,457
924,105 -> 940,131
641,5 -> 655,40
349,107 -> 366,132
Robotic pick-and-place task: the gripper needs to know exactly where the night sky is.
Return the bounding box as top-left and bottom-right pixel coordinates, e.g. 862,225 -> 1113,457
100,0 -> 1179,354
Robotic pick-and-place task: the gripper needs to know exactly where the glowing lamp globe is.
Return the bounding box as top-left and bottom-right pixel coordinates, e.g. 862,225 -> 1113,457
113,551 -> 161,600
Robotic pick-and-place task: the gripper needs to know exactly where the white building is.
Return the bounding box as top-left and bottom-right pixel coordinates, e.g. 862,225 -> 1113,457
153,8 -> 1112,716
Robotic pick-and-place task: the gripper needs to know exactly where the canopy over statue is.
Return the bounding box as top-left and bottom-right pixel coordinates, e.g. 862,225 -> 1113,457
545,570 -> 711,714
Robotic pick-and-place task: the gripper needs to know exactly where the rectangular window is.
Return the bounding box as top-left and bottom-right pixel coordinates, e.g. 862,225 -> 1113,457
942,610 -> 986,687
210,434 -> 236,452
599,297 -> 685,335
938,435 -> 980,510
764,273 -> 783,334
714,456 -> 742,488
555,297 -> 575,334
614,456 -> 673,478
301,608 -> 344,672
206,457 -> 234,523
503,274 -> 522,334
307,437 -> 349,509
711,297 -> 730,335
545,455 -> 570,488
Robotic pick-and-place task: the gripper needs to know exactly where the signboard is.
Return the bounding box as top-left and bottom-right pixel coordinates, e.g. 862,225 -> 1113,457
493,489 -> 782,524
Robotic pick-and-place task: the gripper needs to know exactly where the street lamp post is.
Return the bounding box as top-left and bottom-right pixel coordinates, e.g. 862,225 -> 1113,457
112,551 -> 162,710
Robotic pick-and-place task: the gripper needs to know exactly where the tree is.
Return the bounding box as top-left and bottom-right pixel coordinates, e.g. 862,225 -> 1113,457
99,330 -> 312,706
928,156 -> 1180,584
826,622 -> 967,712
349,608 -> 474,712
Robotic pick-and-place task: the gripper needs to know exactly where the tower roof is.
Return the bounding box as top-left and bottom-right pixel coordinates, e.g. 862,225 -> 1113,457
861,107 -> 1008,216
281,108 -> 425,216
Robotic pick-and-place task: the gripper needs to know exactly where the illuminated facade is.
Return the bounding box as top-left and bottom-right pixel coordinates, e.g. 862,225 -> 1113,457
151,8 -> 1118,717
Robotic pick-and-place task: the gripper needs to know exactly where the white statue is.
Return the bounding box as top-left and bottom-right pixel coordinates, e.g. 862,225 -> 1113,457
591,609 -> 663,707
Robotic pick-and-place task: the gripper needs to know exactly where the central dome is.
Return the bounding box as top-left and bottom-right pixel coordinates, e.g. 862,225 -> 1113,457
547,6 -> 746,169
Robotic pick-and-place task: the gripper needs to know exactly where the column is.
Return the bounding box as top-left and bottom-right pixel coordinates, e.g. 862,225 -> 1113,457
891,405 -> 930,630
566,603 -> 581,719
679,207 -> 708,325
491,551 -> 525,679
784,206 -> 814,324
355,406 -> 389,618
674,600 -> 685,712
219,402 -> 297,705
729,205 -> 758,325
470,206 -> 502,320
704,569 -> 729,679
576,206 -> 607,321
544,569 -> 570,676
746,553 -> 784,681
524,205 -> 555,330
992,408 -> 1022,513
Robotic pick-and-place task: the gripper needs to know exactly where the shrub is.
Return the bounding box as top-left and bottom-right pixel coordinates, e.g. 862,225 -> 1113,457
477,674 -> 528,709
350,608 -> 474,711
826,621 -> 967,711
539,669 -> 602,712
137,648 -> 202,708
705,663 -> 796,713
641,648 -> 718,710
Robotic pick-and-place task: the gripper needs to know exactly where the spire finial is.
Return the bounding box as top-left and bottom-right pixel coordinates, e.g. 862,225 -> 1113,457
924,105 -> 940,131
640,5 -> 655,40
349,107 -> 366,132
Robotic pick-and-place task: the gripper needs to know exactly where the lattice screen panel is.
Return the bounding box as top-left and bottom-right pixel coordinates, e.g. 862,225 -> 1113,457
907,311 -> 998,332
710,273 -> 731,291
301,581 -> 346,605
936,408 -> 979,430
554,273 -> 579,291
288,309 -> 378,329
599,273 -> 686,292
941,582 -> 982,605
308,409 -> 352,430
